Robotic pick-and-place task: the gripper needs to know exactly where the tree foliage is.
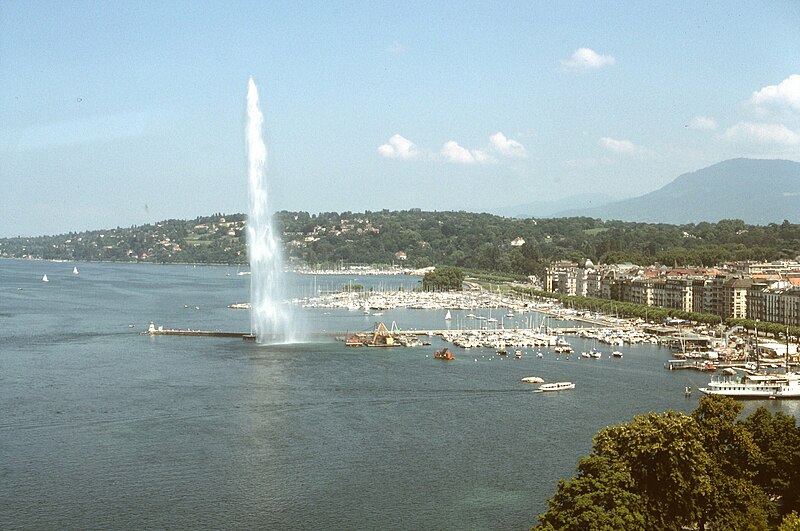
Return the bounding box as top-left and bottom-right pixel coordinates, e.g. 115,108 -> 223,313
422,266 -> 465,291
534,396 -> 800,530
6,210 -> 800,274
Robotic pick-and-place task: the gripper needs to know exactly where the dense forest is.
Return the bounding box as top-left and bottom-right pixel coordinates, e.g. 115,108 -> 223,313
3,210 -> 800,278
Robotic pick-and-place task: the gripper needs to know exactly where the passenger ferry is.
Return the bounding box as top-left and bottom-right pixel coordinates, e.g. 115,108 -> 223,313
699,371 -> 800,399
539,382 -> 575,392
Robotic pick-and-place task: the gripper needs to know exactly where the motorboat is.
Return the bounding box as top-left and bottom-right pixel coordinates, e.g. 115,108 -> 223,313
539,382 -> 575,392
521,376 -> 544,384
612,351 -> 623,358
433,348 -> 455,360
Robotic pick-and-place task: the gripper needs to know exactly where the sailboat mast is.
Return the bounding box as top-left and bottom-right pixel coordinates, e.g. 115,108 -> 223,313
787,326 -> 791,373
755,321 -> 760,372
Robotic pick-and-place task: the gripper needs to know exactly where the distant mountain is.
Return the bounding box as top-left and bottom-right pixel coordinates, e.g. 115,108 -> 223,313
496,193 -> 617,218
550,159 -> 800,224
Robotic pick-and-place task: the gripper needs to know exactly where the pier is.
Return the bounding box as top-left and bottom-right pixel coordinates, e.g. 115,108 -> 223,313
142,321 -> 255,340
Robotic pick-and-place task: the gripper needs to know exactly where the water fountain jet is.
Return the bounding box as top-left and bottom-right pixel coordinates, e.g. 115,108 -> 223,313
245,78 -> 296,343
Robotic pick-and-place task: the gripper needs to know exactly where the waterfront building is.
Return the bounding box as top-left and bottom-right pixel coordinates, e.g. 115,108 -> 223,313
763,288 -> 800,327
652,277 -> 694,312
541,259 -> 800,326
575,259 -> 596,297
725,260 -> 800,276
545,261 -> 578,295
629,277 -> 653,307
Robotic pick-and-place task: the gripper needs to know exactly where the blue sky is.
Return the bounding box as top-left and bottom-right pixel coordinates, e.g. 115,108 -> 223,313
1,1 -> 799,237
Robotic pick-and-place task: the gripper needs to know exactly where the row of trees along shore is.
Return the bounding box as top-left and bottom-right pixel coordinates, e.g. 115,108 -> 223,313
5,212 -> 800,279
535,395 -> 800,531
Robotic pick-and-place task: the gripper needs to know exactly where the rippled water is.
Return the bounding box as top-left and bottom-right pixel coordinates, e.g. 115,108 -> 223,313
2,259 -> 798,529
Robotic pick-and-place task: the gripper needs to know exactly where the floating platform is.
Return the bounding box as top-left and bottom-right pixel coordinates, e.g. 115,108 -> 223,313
664,359 -> 716,371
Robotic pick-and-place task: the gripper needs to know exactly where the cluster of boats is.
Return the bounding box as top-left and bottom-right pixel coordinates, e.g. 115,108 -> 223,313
577,328 -> 659,345
303,289 -> 547,313
441,330 -> 568,350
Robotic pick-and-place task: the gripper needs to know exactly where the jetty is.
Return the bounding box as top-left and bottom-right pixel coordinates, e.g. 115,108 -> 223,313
142,321 -> 255,340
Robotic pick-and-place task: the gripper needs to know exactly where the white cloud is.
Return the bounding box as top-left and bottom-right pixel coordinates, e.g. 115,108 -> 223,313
560,48 -> 615,71
381,132 -> 526,165
689,116 -> 718,130
440,141 -> 491,164
488,132 -> 528,158
750,74 -> 800,112
378,134 -> 419,159
723,122 -> 800,145
599,136 -> 636,153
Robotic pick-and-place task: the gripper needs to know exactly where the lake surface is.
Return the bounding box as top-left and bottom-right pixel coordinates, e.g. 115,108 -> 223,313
2,259 -> 799,530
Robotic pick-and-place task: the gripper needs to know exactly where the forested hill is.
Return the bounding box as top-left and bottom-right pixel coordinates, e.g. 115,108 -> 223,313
3,210 -> 800,278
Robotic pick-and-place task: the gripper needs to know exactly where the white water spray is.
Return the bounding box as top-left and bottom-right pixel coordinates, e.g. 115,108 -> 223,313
246,78 -> 295,343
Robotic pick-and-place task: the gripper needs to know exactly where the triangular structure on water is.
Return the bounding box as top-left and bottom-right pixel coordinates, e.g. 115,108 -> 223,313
369,322 -> 396,347
445,310 -> 452,320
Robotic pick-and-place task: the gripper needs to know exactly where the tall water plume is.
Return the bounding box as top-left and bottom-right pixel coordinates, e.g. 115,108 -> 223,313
245,78 -> 295,343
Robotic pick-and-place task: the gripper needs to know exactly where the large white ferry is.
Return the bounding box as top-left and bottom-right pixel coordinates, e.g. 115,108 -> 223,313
699,371 -> 800,399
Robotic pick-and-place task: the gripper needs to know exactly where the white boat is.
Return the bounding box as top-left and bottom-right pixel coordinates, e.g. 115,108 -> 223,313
521,376 -> 544,384
612,351 -> 623,358
42,274 -> 49,282
445,310 -> 452,320
539,382 -> 575,392
73,266 -> 79,275
699,372 -> 800,399
582,348 -> 601,359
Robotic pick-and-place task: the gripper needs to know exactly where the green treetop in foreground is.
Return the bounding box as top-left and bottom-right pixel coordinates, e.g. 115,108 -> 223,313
535,395 -> 800,531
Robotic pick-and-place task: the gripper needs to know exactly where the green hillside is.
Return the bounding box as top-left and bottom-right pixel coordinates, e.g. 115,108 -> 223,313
3,210 -> 800,278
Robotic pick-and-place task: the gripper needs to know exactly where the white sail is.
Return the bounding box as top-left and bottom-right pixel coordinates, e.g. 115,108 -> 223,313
73,266 -> 79,275
42,274 -> 49,282
445,310 -> 452,320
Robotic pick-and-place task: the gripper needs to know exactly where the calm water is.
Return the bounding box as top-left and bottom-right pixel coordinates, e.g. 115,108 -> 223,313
2,260 -> 799,530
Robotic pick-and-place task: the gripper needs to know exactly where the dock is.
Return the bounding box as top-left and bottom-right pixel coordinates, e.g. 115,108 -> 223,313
142,322 -> 255,340
663,359 -> 716,371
